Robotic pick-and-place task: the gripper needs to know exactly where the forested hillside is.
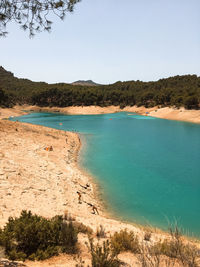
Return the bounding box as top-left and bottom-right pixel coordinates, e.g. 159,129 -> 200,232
0,66 -> 199,109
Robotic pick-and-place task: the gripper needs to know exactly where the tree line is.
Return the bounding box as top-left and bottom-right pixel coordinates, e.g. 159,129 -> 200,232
0,66 -> 199,109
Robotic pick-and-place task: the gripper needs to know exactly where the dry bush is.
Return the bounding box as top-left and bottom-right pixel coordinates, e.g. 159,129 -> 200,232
178,243 -> 200,267
144,231 -> 152,242
110,229 -> 140,255
138,244 -> 162,267
96,225 -> 106,239
88,238 -> 120,267
149,226 -> 200,267
138,243 -> 177,267
74,252 -> 85,267
73,221 -> 93,235
64,211 -> 76,221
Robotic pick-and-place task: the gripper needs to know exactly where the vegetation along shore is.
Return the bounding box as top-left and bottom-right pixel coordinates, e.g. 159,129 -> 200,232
0,66 -> 200,112
0,65 -> 199,123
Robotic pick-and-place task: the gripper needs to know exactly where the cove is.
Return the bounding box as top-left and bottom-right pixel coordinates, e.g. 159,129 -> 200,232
10,112 -> 200,237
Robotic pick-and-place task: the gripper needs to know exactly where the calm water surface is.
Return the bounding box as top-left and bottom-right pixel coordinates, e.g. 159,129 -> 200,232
11,112 -> 200,237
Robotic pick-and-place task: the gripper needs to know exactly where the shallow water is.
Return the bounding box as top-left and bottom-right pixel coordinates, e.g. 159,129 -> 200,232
10,112 -> 200,237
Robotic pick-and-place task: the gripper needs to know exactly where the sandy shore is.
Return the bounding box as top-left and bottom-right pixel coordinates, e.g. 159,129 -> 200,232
0,117 -> 145,266
0,106 -> 199,266
1,105 -> 200,124
2,104 -> 199,124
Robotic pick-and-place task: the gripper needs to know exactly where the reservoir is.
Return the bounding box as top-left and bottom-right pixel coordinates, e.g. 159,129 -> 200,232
11,112 -> 200,237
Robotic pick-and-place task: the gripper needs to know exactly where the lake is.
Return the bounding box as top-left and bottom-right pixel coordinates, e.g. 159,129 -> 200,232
10,112 -> 200,237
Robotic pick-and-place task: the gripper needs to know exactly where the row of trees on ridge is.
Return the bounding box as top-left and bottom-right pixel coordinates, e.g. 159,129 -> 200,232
0,66 -> 199,109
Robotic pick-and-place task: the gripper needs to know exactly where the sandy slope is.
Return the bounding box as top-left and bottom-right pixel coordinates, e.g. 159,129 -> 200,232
148,107 -> 200,123
0,119 -> 146,266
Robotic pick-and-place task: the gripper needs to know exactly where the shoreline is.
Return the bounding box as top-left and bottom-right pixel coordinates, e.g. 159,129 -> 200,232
1,106 -> 200,232
0,117 -> 149,232
77,140 -> 150,233
0,106 -> 199,234
0,107 -> 200,265
0,104 -> 200,124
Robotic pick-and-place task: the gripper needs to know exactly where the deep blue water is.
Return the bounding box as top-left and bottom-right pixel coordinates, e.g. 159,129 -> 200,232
10,112 -> 200,237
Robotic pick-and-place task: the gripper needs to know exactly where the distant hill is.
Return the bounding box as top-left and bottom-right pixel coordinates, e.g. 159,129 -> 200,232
0,66 -> 199,110
0,66 -> 14,79
71,80 -> 100,86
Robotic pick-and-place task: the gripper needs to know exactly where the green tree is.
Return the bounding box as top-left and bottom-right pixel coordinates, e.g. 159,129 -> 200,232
1,66 -> 200,110
0,0 -> 81,37
0,210 -> 78,261
0,88 -> 10,107
184,96 -> 199,109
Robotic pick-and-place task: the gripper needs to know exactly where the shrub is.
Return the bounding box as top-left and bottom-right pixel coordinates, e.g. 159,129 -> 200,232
61,221 -> 78,253
110,229 -> 140,254
8,250 -> 27,261
96,225 -> 106,239
0,88 -> 11,107
138,244 -> 161,267
89,238 -> 120,267
0,210 -> 78,261
146,240 -> 200,267
184,96 -> 199,110
0,227 -> 3,246
119,103 -> 126,109
63,210 -> 76,221
138,243 -> 179,267
180,243 -> 200,267
75,252 -> 85,267
152,226 -> 183,259
143,231 -> 151,242
73,221 -> 93,235
150,226 -> 200,267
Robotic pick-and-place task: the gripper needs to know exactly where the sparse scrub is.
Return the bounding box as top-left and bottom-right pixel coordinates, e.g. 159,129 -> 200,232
144,230 -> 152,242
149,226 -> 200,267
61,221 -> 78,254
138,244 -> 177,267
110,229 -> 140,254
74,251 -> 85,267
180,243 -> 200,267
0,228 -> 3,246
96,225 -> 106,239
88,238 -> 120,267
138,244 -> 161,267
74,221 -> 93,235
0,210 -> 78,261
152,227 -> 185,259
64,211 -> 92,235
64,210 -> 76,221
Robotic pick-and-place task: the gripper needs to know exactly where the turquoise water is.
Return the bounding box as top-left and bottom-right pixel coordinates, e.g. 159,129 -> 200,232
11,112 -> 200,237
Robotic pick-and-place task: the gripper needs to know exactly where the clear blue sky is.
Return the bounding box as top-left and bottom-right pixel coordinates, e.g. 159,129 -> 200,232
0,0 -> 199,84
